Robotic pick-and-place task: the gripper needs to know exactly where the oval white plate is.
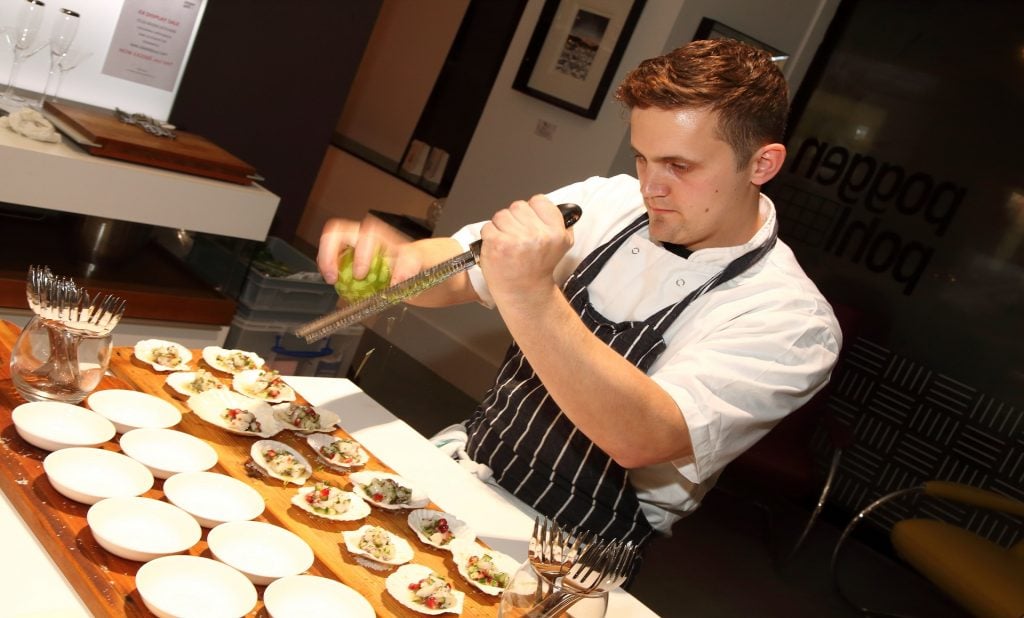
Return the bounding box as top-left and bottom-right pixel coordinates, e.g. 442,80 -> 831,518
163,471 -> 265,528
249,439 -> 312,486
187,389 -> 281,438
452,542 -> 520,595
134,339 -> 192,372
119,428 -> 218,479
86,389 -> 182,434
385,563 -> 465,615
349,470 -> 429,510
274,403 -> 340,434
12,401 -> 115,451
207,520 -> 314,586
291,482 -> 370,522
233,369 -> 296,403
87,496 -> 201,562
165,369 -> 226,398
43,447 -> 154,505
137,555 -> 257,618
407,509 -> 475,551
202,346 -> 264,375
306,433 -> 368,469
341,524 -> 414,566
264,574 -> 374,618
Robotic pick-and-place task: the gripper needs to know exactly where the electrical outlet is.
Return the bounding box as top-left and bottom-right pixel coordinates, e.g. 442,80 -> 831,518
535,119 -> 557,140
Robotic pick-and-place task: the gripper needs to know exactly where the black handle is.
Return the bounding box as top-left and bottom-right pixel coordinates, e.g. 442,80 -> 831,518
469,202 -> 582,257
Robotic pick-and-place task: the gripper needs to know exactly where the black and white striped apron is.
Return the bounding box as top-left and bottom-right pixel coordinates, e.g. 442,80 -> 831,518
466,212 -> 777,546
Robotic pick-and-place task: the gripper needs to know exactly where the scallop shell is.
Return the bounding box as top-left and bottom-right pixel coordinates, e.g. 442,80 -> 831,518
306,433 -> 368,470
165,370 -> 227,398
202,346 -> 265,375
406,509 -> 474,551
273,403 -> 340,434
291,482 -> 370,521
187,390 -> 282,438
134,339 -> 192,372
233,369 -> 296,403
349,471 -> 429,510
451,543 -> 520,595
385,564 -> 465,615
341,524 -> 414,566
249,440 -> 312,485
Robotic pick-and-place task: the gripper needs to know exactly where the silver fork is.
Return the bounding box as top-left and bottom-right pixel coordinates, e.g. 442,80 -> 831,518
524,537 -> 638,618
528,516 -> 590,578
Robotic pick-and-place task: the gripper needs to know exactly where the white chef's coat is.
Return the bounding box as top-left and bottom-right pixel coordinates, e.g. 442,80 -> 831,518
452,175 -> 841,534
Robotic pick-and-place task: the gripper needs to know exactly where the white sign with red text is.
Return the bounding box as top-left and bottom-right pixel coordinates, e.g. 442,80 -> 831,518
102,0 -> 201,91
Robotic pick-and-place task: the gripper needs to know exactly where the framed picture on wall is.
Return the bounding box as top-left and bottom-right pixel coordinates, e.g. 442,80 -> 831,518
512,0 -> 646,119
693,18 -> 789,69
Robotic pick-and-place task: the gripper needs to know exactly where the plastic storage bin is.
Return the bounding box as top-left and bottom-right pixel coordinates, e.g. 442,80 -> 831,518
237,237 -> 337,317
224,308 -> 363,378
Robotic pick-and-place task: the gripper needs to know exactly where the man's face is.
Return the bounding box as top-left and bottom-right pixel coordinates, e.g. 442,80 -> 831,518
630,106 -> 760,249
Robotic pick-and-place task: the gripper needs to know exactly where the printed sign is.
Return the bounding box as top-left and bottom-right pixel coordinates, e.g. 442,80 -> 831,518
102,0 -> 201,91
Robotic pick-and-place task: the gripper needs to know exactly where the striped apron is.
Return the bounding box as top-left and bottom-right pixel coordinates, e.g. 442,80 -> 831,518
466,212 -> 777,546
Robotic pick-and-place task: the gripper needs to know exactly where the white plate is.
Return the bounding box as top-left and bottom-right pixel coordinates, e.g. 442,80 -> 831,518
136,555 -> 257,618
385,564 -> 465,615
263,575 -> 374,618
452,542 -> 520,595
249,439 -> 312,485
163,471 -> 265,528
12,401 -> 115,451
134,339 -> 192,372
86,389 -> 182,434
342,524 -> 414,566
87,496 -> 201,562
233,369 -> 296,403
407,509 -> 475,551
187,389 -> 281,438
274,403 -> 341,434
291,482 -> 370,522
43,447 -> 154,505
165,369 -> 226,398
119,428 -> 218,479
306,433 -> 368,469
349,470 -> 429,510
202,346 -> 264,375
207,520 -> 314,586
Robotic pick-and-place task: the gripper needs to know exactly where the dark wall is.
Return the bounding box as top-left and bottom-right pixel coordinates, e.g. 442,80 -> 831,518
170,1 -> 383,241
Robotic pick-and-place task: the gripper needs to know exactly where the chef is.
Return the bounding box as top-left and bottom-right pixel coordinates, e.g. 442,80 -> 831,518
318,38 -> 841,547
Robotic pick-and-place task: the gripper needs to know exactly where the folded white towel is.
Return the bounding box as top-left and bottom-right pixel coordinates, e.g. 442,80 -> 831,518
0,108 -> 61,143
431,423 -> 493,482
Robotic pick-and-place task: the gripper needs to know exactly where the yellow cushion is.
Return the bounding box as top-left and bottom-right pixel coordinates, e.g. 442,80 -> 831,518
892,519 -> 1024,618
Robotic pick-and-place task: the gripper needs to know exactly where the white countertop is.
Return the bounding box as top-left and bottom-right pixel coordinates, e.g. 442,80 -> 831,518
0,376 -> 658,618
0,126 -> 279,241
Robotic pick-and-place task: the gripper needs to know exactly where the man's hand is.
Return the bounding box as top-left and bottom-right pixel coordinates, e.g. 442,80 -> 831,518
316,214 -> 415,285
478,195 -> 574,306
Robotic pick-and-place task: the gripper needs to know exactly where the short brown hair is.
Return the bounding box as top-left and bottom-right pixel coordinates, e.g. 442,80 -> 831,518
615,38 -> 789,167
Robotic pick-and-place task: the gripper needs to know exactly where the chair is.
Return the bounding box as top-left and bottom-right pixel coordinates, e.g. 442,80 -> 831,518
714,302 -> 862,560
831,481 -> 1024,618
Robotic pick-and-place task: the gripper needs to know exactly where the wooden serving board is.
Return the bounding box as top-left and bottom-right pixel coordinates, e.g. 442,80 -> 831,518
42,101 -> 258,185
0,321 -> 501,617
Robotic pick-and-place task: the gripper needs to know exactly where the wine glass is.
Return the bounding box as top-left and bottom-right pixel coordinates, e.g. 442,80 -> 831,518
33,7 -> 79,109
1,0 -> 47,106
40,46 -> 90,105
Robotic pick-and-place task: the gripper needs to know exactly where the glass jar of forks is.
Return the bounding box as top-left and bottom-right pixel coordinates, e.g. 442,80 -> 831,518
10,315 -> 112,404
498,560 -> 608,618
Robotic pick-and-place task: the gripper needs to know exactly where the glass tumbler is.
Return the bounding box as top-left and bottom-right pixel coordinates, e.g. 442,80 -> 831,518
10,316 -> 112,404
498,560 -> 608,618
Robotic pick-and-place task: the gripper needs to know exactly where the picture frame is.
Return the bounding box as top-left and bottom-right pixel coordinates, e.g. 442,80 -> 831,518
512,0 -> 646,119
692,18 -> 789,69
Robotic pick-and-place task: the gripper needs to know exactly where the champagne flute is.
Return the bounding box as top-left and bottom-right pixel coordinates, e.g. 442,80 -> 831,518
44,47 -> 90,105
34,7 -> 79,109
1,0 -> 47,105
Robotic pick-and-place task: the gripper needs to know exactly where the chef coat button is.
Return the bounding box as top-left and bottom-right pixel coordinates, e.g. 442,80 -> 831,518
676,278 -> 686,287
631,247 -> 640,254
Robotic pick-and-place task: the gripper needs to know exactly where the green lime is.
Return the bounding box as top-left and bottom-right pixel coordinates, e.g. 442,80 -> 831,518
335,246 -> 391,303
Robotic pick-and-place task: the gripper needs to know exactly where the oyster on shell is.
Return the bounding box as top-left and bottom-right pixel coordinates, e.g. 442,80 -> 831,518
292,481 -> 370,521
134,339 -> 192,372
406,509 -> 474,551
452,542 -> 519,595
349,471 -> 428,510
165,369 -> 226,398
233,369 -> 296,403
385,564 -> 465,615
341,524 -> 414,566
273,403 -> 340,433
188,389 -> 282,438
249,439 -> 312,485
306,433 -> 368,470
202,346 -> 264,375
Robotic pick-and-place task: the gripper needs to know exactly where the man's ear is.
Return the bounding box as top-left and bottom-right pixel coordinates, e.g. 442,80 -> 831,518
750,143 -> 786,186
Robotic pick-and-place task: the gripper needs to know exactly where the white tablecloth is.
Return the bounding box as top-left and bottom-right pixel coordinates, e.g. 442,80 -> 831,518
0,377 -> 658,617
